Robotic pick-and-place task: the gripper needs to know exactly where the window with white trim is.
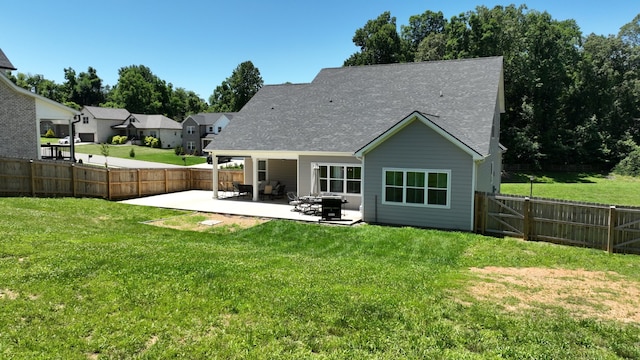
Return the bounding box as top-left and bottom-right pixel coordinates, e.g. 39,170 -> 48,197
187,126 -> 195,135
258,160 -> 267,181
383,168 -> 450,207
318,164 -> 361,195
186,141 -> 195,151
82,116 -> 89,124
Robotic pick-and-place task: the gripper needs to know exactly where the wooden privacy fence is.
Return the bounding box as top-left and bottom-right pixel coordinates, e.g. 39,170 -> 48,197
475,192 -> 640,254
0,157 -> 243,200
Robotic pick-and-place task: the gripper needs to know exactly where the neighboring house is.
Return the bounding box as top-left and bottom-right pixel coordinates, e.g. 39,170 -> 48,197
0,49 -> 80,160
181,112 -> 236,155
205,57 -> 505,231
75,106 -> 130,143
113,114 -> 182,148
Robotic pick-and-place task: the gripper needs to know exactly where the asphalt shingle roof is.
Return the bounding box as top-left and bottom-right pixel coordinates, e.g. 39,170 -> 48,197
129,114 -> 182,130
184,112 -> 237,126
207,56 -> 503,156
83,106 -> 130,121
0,49 -> 17,71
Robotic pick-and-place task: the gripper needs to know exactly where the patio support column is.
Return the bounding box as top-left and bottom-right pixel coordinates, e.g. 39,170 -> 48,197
211,153 -> 219,199
252,157 -> 259,202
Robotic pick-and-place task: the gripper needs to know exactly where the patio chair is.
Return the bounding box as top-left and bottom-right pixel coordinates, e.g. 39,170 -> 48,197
262,184 -> 273,200
232,181 -> 240,197
272,184 -> 286,199
288,192 -> 307,212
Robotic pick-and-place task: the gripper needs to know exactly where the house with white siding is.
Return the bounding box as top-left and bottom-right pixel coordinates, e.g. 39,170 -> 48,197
113,114 -> 182,149
76,106 -> 130,143
205,57 -> 505,230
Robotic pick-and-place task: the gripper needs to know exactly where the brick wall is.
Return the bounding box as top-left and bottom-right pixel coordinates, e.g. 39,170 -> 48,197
0,79 -> 38,160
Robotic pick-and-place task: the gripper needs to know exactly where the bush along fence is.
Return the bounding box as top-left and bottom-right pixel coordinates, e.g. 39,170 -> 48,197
475,192 -> 640,255
0,157 -> 243,200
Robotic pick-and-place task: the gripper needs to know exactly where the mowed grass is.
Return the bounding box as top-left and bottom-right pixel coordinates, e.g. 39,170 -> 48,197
76,144 -> 207,166
1,197 -> 640,358
501,172 -> 640,206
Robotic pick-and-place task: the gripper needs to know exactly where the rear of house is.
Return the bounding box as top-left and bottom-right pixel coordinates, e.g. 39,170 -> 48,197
206,57 -> 504,231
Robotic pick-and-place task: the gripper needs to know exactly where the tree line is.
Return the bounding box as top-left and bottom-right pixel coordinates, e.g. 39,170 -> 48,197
345,5 -> 640,170
7,61 -> 263,122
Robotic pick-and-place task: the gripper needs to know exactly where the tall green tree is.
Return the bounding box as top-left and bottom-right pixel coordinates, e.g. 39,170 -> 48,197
170,87 -> 208,121
107,65 -> 171,115
344,11 -> 407,65
209,61 -> 263,112
75,67 -> 105,106
401,10 -> 447,56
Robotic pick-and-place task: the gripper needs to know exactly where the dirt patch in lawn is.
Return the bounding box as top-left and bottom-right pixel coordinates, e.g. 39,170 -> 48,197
146,212 -> 268,232
464,267 -> 640,323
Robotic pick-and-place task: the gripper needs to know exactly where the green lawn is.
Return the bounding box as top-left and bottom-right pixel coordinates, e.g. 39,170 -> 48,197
40,138 -> 206,166
76,144 -> 207,166
1,197 -> 640,358
501,172 -> 640,206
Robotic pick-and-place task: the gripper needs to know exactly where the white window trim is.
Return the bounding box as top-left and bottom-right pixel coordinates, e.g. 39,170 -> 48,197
258,159 -> 267,182
314,162 -> 362,196
382,167 -> 451,209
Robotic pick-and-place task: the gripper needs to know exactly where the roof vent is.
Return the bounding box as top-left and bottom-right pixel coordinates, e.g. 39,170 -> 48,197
439,90 -> 443,97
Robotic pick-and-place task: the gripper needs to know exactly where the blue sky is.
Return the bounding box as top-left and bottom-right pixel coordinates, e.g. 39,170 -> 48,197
2,0 -> 637,101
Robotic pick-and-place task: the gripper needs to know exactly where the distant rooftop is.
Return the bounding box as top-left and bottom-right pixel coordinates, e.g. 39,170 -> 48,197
0,48 -> 17,71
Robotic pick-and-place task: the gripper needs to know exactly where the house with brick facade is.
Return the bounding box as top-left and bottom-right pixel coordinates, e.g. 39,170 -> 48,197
0,49 -> 80,160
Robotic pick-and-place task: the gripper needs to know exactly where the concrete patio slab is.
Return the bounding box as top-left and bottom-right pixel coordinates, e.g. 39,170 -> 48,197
119,190 -> 363,225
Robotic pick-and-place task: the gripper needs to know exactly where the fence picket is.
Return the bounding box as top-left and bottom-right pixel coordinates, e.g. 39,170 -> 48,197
0,157 -> 243,201
476,192 -> 640,255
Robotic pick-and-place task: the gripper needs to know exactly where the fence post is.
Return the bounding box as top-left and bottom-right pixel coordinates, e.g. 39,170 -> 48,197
30,160 -> 36,197
137,169 -> 142,197
475,192 -> 486,234
71,164 -> 76,197
164,169 -> 168,193
523,197 -> 532,241
607,206 -> 616,253
474,192 -> 480,233
107,169 -> 112,200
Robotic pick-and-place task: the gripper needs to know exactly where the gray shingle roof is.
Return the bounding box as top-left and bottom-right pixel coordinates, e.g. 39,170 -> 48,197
83,106 -> 130,120
207,56 -> 503,156
183,112 -> 237,126
128,114 -> 182,130
0,49 -> 17,71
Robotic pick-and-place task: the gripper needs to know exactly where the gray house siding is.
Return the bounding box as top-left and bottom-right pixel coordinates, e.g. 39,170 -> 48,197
362,120 -> 474,230
475,97 -> 503,193
299,155 -> 362,210
182,118 -> 201,154
0,79 -> 38,160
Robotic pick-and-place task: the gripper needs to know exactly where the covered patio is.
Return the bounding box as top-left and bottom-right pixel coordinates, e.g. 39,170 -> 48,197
120,190 -> 362,225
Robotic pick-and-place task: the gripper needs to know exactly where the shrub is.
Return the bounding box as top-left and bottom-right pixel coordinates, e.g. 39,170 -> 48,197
44,129 -> 56,138
144,136 -> 161,148
129,148 -> 135,158
111,135 -> 127,145
175,145 -> 185,156
613,147 -> 640,176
